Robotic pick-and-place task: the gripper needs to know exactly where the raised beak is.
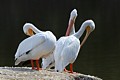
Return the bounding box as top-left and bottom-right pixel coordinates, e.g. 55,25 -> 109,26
28,28 -> 34,36
66,9 -> 77,36
66,19 -> 74,36
80,26 -> 91,47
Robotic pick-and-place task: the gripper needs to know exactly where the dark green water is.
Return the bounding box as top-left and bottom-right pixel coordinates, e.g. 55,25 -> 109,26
0,0 -> 120,80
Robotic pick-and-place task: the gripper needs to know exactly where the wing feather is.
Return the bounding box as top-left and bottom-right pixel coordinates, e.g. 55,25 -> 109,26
54,37 -> 66,71
60,36 -> 80,71
15,33 -> 46,58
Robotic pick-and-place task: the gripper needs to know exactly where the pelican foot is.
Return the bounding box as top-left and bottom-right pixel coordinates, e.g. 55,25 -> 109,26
64,68 -> 71,72
69,71 -> 77,74
64,69 -> 77,74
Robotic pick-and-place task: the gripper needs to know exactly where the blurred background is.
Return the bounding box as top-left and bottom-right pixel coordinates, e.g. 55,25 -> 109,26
0,0 -> 120,80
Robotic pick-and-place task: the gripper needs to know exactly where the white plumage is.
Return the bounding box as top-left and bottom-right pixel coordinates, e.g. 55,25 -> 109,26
54,36 -> 80,72
23,23 -> 42,35
15,24 -> 56,69
15,33 -> 45,61
22,23 -> 56,70
41,53 -> 55,69
54,20 -> 95,72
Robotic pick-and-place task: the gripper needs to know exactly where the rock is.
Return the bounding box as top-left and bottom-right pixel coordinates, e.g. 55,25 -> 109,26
0,67 -> 102,80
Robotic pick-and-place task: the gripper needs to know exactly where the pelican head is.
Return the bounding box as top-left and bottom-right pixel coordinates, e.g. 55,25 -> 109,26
66,9 -> 78,36
70,9 -> 78,21
80,20 -> 95,47
85,20 -> 95,33
23,23 -> 34,36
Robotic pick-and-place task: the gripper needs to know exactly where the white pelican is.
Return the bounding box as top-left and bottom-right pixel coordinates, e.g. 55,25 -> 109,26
15,23 -> 56,70
22,23 -> 42,69
41,9 -> 77,69
54,20 -> 95,73
23,23 -> 57,70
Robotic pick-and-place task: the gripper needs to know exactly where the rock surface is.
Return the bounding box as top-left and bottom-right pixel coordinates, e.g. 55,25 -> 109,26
0,67 -> 102,80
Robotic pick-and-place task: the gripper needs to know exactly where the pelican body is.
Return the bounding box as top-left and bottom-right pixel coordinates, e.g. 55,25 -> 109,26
54,35 -> 80,72
15,24 -> 56,70
54,20 -> 95,73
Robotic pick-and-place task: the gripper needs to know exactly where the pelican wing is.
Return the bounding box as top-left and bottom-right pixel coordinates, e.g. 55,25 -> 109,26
54,37 -> 67,71
15,33 -> 46,58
